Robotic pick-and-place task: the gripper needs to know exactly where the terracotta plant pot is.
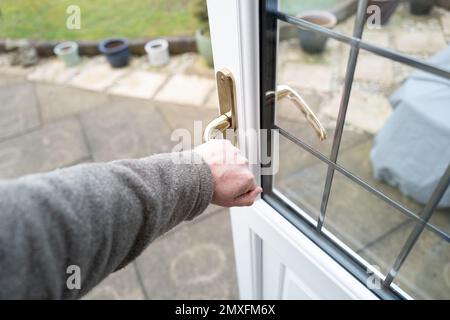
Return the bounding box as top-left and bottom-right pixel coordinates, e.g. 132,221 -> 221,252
296,11 -> 337,54
98,38 -> 130,68
195,28 -> 213,67
409,0 -> 434,15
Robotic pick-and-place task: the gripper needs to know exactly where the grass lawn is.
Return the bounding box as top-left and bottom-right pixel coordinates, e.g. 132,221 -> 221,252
0,0 -> 200,40
0,0 -> 340,40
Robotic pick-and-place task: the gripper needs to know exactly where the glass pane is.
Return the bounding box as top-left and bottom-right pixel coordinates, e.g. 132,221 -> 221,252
333,51 -> 450,237
393,228 -> 450,299
276,28 -> 353,159
278,0 -> 356,37
323,171 -> 415,275
274,135 -> 328,222
362,1 -> 449,60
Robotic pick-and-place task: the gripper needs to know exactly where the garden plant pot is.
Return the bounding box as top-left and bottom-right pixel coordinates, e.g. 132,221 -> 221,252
53,41 -> 81,67
145,39 -> 170,67
366,0 -> 400,25
296,11 -> 337,54
195,28 -> 213,67
409,0 -> 434,15
98,38 -> 130,68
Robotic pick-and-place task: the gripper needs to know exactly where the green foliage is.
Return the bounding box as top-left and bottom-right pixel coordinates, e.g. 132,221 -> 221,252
0,0 -> 201,40
192,0 -> 209,30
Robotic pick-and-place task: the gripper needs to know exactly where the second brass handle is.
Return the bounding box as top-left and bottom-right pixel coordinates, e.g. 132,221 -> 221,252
267,85 -> 327,141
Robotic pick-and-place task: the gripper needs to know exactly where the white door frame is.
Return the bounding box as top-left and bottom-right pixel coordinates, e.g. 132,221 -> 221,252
207,0 -> 378,300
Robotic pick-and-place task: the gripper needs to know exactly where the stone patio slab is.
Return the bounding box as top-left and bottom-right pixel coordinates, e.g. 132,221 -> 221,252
27,59 -> 82,84
279,62 -> 336,93
352,53 -> 394,86
80,98 -> 173,162
203,89 -> 220,110
154,74 -> 215,107
70,62 -> 128,92
441,11 -> 450,36
135,210 -> 239,299
322,90 -> 392,134
84,263 -> 146,300
0,117 -> 89,179
108,70 -> 167,99
392,31 -> 447,55
0,73 -> 25,86
157,103 -> 218,149
141,53 -> 198,75
35,83 -> 109,123
359,224 -> 450,299
362,31 -> 391,48
0,81 -> 40,141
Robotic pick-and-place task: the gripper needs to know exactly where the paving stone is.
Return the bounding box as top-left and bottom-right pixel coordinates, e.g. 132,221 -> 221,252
108,70 -> 167,99
322,89 -> 392,134
0,73 -> 25,86
70,60 -> 128,92
361,31 -> 391,48
184,55 -> 215,79
337,137 -> 450,236
154,74 -> 215,107
0,117 -> 89,179
441,11 -> 450,36
275,117 -> 372,177
157,103 -> 218,149
0,82 -> 40,141
392,61 -> 416,87
35,83 -> 109,123
392,31 -> 447,55
324,169 -> 409,254
279,62 -> 336,93
338,139 -> 427,214
27,58 -> 83,84
141,53 -> 198,75
275,86 -> 325,121
135,210 -> 239,299
80,97 -> 173,162
164,204 -> 225,238
203,88 -> 219,110
360,224 -> 450,299
352,53 -> 394,86
276,143 -> 409,263
84,264 -> 146,300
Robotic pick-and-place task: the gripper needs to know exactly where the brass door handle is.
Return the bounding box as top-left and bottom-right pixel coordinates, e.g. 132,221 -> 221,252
203,69 -> 238,144
267,85 -> 327,141
203,111 -> 232,142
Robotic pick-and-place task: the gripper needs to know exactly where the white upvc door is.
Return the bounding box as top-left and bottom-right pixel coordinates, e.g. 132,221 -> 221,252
206,0 -> 378,300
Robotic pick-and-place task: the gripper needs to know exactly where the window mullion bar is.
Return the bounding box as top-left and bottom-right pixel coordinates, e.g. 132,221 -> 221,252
383,165 -> 450,287
276,126 -> 450,242
270,10 -> 450,80
316,0 -> 368,231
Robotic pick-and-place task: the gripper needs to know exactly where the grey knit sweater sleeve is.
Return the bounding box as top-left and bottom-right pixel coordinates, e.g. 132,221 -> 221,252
0,151 -> 214,299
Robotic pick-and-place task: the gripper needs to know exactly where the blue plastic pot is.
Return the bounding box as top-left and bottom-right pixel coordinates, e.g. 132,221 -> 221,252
98,38 -> 130,68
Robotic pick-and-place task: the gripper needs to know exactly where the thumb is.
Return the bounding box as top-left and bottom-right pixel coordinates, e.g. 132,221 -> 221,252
232,187 -> 263,207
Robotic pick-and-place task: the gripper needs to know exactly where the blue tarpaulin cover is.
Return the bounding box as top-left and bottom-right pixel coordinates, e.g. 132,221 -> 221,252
371,45 -> 450,208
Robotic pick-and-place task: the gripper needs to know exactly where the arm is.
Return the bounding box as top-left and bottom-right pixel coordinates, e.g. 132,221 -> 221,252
0,140 -> 261,299
0,151 -> 213,299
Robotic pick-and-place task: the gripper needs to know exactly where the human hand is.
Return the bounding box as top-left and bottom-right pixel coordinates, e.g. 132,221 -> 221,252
194,140 -> 262,207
